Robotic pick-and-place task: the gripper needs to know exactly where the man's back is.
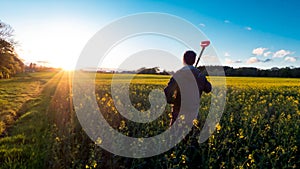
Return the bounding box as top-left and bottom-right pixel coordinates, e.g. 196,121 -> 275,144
164,65 -> 211,106
164,65 -> 212,125
164,50 -> 212,125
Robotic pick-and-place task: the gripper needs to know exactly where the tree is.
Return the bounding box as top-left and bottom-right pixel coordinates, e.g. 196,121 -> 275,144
137,67 -> 160,74
0,20 -> 24,78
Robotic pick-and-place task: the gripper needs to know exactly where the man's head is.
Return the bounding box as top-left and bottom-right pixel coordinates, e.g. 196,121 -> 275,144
183,50 -> 196,65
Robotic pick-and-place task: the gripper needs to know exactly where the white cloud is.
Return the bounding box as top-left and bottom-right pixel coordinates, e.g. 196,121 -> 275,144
245,26 -> 252,31
247,57 -> 260,64
199,23 -> 206,27
273,49 -> 292,58
224,52 -> 230,57
246,57 -> 272,64
263,51 -> 272,57
252,47 -> 268,56
224,20 -> 230,23
284,56 -> 297,62
225,58 -> 242,64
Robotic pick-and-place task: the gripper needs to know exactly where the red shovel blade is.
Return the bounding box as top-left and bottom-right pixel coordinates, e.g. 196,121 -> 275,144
200,40 -> 210,48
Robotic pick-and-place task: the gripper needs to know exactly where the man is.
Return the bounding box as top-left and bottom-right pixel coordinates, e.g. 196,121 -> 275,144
164,50 -> 212,126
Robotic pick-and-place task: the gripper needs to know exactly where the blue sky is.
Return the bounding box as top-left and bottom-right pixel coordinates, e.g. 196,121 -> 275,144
1,0 -> 300,70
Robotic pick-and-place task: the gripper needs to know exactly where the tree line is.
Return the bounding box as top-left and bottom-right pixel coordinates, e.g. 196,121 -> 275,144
117,66 -> 300,78
198,66 -> 300,78
0,20 -> 24,79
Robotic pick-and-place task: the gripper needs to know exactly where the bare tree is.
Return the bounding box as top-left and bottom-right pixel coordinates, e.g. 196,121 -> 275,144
0,20 -> 24,78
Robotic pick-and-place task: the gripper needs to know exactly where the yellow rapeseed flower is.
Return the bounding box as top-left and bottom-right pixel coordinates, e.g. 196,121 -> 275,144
248,154 -> 254,163
170,152 -> 176,159
193,119 -> 199,126
95,137 -> 102,145
238,129 -> 244,139
181,154 -> 187,163
251,118 -> 257,124
229,115 -> 234,123
265,124 -> 271,131
216,123 -> 221,132
55,136 -> 60,142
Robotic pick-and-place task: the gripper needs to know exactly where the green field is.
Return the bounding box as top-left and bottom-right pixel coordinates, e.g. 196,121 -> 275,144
0,72 -> 299,168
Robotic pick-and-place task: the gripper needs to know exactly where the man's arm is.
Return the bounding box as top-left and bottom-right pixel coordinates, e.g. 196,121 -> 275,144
197,74 -> 212,93
202,76 -> 212,93
164,77 -> 178,104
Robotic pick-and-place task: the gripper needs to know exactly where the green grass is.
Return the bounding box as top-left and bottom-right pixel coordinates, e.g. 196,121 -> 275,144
0,71 -> 61,169
0,72 -> 57,135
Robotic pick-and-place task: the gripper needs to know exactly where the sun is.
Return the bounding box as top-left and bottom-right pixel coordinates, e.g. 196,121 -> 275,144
54,61 -> 77,71
61,62 -> 76,71
61,65 -> 75,71
18,19 -> 92,72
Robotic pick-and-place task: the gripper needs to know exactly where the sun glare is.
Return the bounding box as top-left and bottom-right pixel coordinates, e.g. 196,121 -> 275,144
59,63 -> 76,71
17,19 -> 92,71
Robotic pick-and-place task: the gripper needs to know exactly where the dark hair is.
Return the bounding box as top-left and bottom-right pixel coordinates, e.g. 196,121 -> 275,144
183,50 -> 196,65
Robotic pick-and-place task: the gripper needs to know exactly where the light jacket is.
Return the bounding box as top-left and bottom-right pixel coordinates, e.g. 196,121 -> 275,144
164,65 -> 212,111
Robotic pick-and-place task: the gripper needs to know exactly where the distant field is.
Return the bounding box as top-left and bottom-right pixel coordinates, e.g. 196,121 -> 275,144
225,76 -> 300,87
96,73 -> 300,86
0,73 -> 299,168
